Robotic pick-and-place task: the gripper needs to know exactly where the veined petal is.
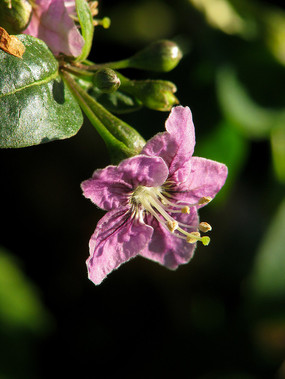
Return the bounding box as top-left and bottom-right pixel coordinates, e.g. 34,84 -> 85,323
140,209 -> 199,269
81,155 -> 169,211
24,0 -> 84,56
165,106 -> 195,152
142,106 -> 195,181
176,157 -> 228,206
87,208 -> 153,285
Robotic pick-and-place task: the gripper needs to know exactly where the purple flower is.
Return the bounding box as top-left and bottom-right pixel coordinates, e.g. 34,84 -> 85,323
81,106 -> 228,285
23,0 -> 84,56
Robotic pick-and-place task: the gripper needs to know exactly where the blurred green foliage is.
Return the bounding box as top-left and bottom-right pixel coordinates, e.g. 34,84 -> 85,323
0,0 -> 285,378
0,247 -> 52,378
249,199 -> 285,302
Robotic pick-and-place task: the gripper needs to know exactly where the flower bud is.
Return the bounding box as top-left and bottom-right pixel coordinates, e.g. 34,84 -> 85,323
120,79 -> 179,111
0,0 -> 32,34
92,68 -> 121,93
128,40 -> 182,72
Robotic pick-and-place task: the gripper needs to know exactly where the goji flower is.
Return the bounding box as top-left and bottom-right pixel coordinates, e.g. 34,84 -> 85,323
82,106 -> 228,284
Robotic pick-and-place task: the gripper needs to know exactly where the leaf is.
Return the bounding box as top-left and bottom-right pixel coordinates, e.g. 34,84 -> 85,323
216,66 -> 278,139
75,0 -> 94,62
0,34 -> 83,148
0,246 -> 51,378
196,120 -> 249,199
249,199 -> 285,302
271,124 -> 285,183
0,247 -> 50,332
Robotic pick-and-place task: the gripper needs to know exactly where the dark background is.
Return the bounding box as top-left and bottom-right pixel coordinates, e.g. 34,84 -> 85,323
1,0 -> 285,378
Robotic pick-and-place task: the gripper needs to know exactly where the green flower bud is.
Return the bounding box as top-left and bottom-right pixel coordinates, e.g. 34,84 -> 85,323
120,79 -> 179,111
92,68 -> 121,93
0,0 -> 32,34
127,40 -> 182,72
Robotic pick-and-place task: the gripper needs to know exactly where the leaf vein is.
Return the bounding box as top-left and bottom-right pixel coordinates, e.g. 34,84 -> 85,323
0,71 -> 58,99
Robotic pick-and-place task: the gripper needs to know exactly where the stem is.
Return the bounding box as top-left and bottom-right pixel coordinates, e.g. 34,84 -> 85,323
62,64 -> 94,82
75,59 -> 131,71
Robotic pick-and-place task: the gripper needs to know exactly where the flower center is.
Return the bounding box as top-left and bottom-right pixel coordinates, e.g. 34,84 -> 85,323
131,185 -> 211,245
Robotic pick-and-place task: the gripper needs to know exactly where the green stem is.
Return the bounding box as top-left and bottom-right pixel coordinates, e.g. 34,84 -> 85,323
62,65 -> 94,81
75,59 -> 131,71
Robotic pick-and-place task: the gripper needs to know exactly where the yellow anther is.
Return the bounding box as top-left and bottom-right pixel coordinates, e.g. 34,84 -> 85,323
89,1 -> 99,16
167,220 -> 178,233
201,236 -> 210,246
94,17 -> 111,28
186,232 -> 201,244
181,206 -> 190,214
199,222 -> 212,232
198,196 -> 212,205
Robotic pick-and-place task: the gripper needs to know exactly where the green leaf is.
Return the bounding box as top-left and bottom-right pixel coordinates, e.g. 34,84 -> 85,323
271,124 -> 285,183
0,247 -> 50,332
216,66 -> 278,139
249,199 -> 285,302
0,246 -> 51,378
0,35 -> 83,148
74,0 -> 94,62
196,120 -> 249,199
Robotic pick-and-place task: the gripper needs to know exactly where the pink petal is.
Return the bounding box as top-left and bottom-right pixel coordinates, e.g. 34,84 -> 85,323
87,208 -> 153,285
176,157 -> 228,206
140,209 -> 199,269
142,106 -> 195,182
81,155 -> 169,211
24,0 -> 84,56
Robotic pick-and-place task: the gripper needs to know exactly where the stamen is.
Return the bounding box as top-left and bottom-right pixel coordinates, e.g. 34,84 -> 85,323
94,17 -> 111,28
158,192 -> 188,209
131,186 -> 212,247
186,232 -> 210,245
186,232 -> 201,244
89,1 -> 99,17
198,196 -> 212,205
157,192 -> 192,214
199,222 -> 212,232
167,220 -> 178,233
201,236 -> 211,246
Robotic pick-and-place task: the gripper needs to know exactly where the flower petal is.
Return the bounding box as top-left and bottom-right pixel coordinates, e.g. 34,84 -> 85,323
87,208 -> 153,285
81,155 -> 169,211
24,0 -> 84,56
140,209 -> 199,269
175,157 -> 228,205
142,106 -> 195,181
